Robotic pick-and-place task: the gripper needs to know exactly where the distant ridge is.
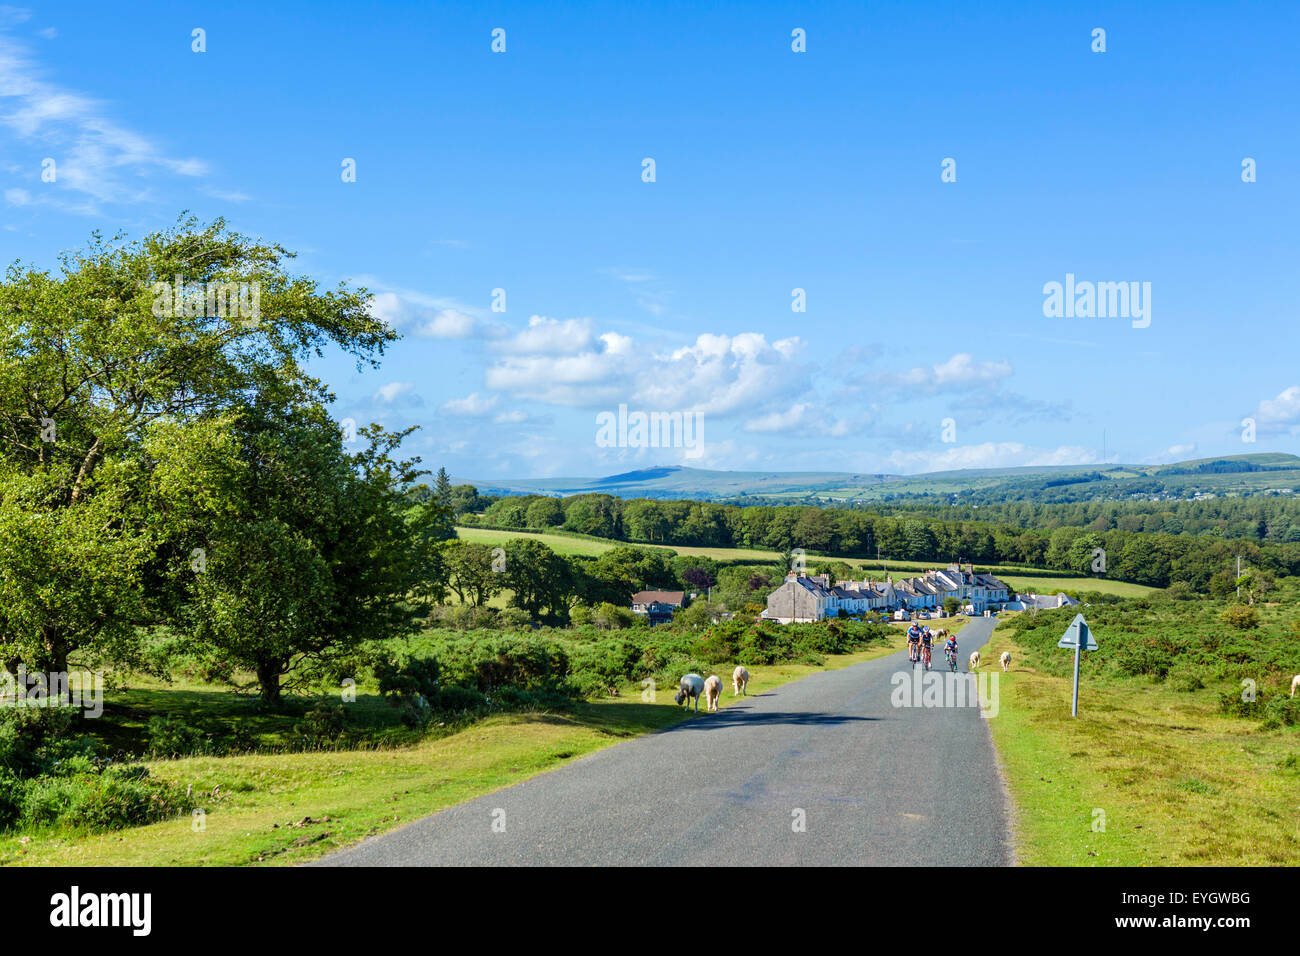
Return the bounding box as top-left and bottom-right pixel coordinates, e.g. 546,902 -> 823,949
454,453 -> 1300,504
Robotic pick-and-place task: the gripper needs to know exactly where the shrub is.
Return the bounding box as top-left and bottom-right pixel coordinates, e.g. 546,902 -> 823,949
592,603 -> 636,630
376,656 -> 441,728
1221,605 -> 1259,631
0,707 -> 74,777
294,703 -> 349,745
436,634 -> 575,696
499,607 -> 533,628
144,715 -> 211,758
435,685 -> 485,713
1262,693 -> 1300,728
17,771 -> 187,834
570,640 -> 640,697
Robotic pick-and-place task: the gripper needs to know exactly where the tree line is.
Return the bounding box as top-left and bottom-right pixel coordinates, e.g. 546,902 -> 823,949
453,490 -> 1300,591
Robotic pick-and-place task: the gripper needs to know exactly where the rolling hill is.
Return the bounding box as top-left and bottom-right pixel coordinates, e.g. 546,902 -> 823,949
456,453 -> 1300,504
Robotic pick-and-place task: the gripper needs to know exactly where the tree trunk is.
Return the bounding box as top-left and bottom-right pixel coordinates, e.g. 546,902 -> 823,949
256,662 -> 283,707
41,628 -> 70,675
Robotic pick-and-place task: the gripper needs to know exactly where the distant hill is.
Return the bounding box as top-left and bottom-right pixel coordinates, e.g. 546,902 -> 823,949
456,453 -> 1300,504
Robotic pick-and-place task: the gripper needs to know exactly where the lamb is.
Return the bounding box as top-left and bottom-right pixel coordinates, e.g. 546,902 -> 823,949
675,673 -> 705,712
1000,651 -> 1011,672
704,675 -> 723,712
1291,674 -> 1300,697
969,650 -> 980,671
733,665 -> 750,696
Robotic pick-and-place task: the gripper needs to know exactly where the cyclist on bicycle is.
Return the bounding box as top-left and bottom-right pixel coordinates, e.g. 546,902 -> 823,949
919,626 -> 934,668
943,633 -> 959,668
906,622 -> 922,662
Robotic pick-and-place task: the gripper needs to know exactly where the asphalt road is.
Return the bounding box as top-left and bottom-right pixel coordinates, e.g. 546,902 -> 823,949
315,617 -> 1013,866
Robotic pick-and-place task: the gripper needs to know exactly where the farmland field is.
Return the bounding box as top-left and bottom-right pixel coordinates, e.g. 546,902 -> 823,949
454,527 -> 1159,598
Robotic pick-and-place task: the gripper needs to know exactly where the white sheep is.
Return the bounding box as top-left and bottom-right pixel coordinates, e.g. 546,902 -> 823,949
969,650 -> 981,671
704,674 -> 722,712
1000,651 -> 1011,672
675,673 -> 705,712
1291,674 -> 1300,697
733,665 -> 750,696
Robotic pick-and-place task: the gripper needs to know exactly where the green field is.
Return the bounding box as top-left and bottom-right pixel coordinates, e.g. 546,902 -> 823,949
454,526 -> 1159,599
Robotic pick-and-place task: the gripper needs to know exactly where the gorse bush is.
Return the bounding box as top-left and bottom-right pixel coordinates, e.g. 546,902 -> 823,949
294,703 -> 349,745
0,711 -> 187,835
1006,591 -> 1300,723
0,707 -> 75,777
1220,604 -> 1259,630
17,769 -> 187,834
145,716 -> 214,758
412,618 -> 891,701
436,634 -> 573,695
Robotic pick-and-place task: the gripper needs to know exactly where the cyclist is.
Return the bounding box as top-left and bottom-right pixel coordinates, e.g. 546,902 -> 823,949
906,622 -> 922,664
943,632 -> 959,670
919,625 -> 934,669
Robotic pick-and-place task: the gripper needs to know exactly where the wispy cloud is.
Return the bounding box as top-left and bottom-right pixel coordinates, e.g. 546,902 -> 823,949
0,27 -> 208,212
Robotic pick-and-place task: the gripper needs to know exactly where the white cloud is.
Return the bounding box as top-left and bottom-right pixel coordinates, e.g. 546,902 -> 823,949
640,332 -> 807,415
885,442 -> 1102,474
876,353 -> 1013,392
496,315 -> 595,354
0,34 -> 207,209
373,382 -> 417,404
367,288 -> 480,339
200,186 -> 251,203
440,392 -> 499,416
1250,385 -> 1300,435
744,402 -> 849,436
483,325 -> 812,421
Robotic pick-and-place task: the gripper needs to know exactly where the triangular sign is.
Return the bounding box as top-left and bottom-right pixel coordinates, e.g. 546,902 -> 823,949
1057,613 -> 1098,650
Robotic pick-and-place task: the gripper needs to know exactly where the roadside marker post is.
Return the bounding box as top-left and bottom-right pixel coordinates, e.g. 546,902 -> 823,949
1056,613 -> 1098,717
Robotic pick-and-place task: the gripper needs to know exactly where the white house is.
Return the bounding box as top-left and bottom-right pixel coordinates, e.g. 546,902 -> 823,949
763,562 -> 1012,622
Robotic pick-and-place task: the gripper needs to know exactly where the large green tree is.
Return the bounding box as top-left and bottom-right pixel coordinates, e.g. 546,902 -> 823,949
0,217 -> 391,674
150,411 -> 437,704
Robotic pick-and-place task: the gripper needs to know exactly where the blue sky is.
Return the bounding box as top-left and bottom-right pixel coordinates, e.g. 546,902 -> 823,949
3,0 -> 1299,480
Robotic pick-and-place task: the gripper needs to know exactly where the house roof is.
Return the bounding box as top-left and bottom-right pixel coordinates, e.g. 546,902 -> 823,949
631,590 -> 685,606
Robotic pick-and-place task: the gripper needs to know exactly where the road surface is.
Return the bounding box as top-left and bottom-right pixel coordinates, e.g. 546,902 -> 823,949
315,616 -> 1013,866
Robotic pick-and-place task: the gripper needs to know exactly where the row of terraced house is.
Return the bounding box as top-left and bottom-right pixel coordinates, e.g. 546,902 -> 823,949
762,562 -> 1012,624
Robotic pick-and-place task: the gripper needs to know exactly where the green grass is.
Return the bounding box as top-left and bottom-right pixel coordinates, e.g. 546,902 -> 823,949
996,574 -> 1155,598
982,614 -> 1300,865
0,640 -> 908,866
454,526 -> 1158,599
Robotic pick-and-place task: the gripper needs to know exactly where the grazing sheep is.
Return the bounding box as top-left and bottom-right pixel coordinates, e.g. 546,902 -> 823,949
969,650 -> 980,671
675,673 -> 705,712
1291,674 -> 1300,697
704,674 -> 722,712
1000,651 -> 1011,672
733,665 -> 750,696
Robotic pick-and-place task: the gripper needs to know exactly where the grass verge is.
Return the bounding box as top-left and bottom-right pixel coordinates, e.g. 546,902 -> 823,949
982,621 -> 1300,865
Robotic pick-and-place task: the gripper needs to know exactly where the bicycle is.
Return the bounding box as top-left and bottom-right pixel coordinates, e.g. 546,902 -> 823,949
908,640 -> 920,668
945,648 -> 958,672
921,642 -> 932,671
